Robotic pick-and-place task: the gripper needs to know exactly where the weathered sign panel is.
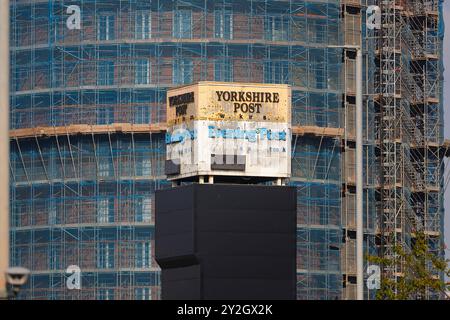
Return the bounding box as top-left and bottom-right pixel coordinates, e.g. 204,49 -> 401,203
166,82 -> 291,181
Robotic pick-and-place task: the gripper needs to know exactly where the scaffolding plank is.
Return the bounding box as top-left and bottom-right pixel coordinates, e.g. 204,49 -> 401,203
292,126 -> 344,138
9,123 -> 167,139
11,124 -> 344,139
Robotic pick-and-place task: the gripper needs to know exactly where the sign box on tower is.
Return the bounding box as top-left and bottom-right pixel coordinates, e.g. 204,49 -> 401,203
165,82 -> 292,181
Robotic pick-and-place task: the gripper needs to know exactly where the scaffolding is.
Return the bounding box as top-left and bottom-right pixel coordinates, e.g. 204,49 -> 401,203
339,0 -> 445,300
10,132 -> 168,299
10,0 -> 347,300
365,0 -> 445,299
8,0 -> 445,300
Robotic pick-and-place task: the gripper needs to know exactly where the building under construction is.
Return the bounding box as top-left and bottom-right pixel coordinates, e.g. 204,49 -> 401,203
8,0 -> 446,299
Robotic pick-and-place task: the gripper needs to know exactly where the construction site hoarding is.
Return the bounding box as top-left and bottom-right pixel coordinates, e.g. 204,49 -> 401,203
166,82 -> 292,181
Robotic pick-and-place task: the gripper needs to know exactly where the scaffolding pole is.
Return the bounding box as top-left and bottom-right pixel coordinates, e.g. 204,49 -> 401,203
0,0 -> 10,299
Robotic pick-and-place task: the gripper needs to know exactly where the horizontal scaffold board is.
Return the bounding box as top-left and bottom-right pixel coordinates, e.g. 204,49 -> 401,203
10,124 -> 345,139
9,123 -> 167,139
292,126 -> 344,137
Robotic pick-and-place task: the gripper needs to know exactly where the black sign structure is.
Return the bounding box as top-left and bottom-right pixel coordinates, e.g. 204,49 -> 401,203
155,184 -> 297,300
